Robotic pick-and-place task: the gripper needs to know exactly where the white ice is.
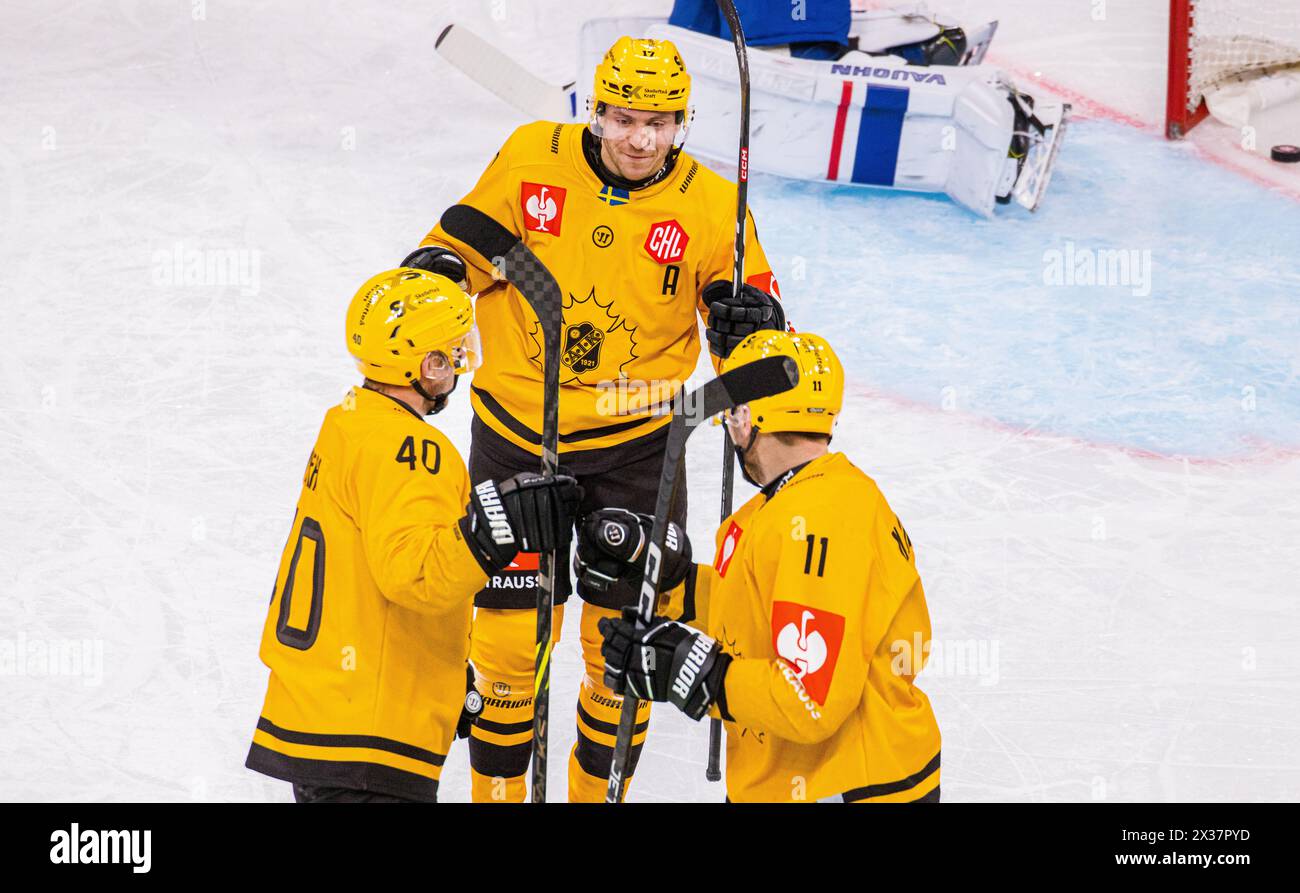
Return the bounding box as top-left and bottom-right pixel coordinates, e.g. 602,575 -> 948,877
1,0 -> 1297,802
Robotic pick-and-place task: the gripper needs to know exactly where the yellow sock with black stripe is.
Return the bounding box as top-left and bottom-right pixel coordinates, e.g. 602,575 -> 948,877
567,603 -> 652,803
468,605 -> 563,803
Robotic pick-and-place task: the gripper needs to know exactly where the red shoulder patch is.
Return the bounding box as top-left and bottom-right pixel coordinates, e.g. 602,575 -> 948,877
714,520 -> 743,578
521,182 -> 566,235
770,601 -> 845,705
745,271 -> 782,302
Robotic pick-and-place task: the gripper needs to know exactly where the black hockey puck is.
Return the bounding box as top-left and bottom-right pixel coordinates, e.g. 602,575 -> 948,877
1271,144 -> 1300,163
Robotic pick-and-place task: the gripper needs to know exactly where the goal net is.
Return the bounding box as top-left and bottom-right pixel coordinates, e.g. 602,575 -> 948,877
1168,0 -> 1300,137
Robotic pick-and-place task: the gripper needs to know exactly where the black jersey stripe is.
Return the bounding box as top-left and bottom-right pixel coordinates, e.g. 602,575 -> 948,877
246,743 -> 439,802
255,717 -> 446,768
472,385 -> 656,446
840,751 -> 940,802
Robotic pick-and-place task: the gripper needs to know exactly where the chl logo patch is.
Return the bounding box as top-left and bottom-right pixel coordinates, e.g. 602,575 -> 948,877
771,601 -> 845,706
714,521 -> 743,577
644,219 -> 689,264
521,182 -> 566,235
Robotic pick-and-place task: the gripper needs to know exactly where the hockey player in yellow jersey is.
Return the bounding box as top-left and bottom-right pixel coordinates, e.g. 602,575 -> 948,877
402,37 -> 788,801
579,331 -> 942,803
246,268 -> 580,803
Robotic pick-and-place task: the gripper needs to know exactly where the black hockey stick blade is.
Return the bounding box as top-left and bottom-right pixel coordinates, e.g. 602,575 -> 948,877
440,201 -> 563,804
717,353 -> 798,410
630,354 -> 797,626
439,205 -> 564,362
606,354 -> 797,803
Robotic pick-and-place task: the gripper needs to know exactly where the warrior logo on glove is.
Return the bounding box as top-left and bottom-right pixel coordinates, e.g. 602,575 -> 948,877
602,519 -> 627,547
473,480 -> 515,547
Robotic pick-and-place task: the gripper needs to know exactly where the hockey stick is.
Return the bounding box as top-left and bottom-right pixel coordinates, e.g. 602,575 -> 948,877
439,204 -> 562,804
709,0 -> 752,786
604,355 -> 798,803
435,23 -> 577,122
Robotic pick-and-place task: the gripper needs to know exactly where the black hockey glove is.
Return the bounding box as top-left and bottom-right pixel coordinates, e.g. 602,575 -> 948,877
573,507 -> 693,593
704,280 -> 787,359
460,472 -> 581,573
598,609 -> 732,722
457,663 -> 484,739
401,245 -> 469,291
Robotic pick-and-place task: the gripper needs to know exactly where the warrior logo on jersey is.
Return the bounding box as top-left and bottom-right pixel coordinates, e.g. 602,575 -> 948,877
771,602 -> 845,705
528,286 -> 637,385
714,521 -> 743,577
521,182 -> 566,235
644,219 -> 689,264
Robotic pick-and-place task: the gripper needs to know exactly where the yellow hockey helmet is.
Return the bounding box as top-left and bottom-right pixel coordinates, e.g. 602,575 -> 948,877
345,268 -> 480,387
592,36 -> 692,113
722,331 -> 844,436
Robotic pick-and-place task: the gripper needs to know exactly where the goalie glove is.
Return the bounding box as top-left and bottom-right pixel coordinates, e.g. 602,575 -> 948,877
599,609 -> 731,722
704,280 -> 787,359
573,507 -> 693,593
460,472 -> 581,573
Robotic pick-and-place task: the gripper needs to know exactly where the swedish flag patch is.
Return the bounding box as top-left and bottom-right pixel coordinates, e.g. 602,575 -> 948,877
597,185 -> 630,206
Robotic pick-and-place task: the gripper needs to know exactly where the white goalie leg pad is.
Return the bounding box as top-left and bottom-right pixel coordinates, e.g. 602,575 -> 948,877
573,19 -> 1060,216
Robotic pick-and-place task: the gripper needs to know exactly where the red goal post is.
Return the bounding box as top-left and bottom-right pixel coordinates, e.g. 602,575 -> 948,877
1167,0 -> 1300,139
1167,0 -> 1208,138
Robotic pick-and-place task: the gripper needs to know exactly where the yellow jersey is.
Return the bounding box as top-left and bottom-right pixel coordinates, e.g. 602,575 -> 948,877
420,122 -> 778,455
246,386 -> 488,801
691,452 -> 941,803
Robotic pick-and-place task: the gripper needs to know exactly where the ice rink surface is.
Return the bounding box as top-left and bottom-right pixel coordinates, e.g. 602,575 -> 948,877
1,0 -> 1298,802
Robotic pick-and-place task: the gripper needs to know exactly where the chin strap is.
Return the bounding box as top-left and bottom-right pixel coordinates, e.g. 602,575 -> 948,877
414,374 -> 458,415
733,425 -> 762,489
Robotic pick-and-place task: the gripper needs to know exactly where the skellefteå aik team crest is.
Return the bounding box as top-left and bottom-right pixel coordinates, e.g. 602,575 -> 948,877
528,286 -> 638,385
597,184 -> 630,206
